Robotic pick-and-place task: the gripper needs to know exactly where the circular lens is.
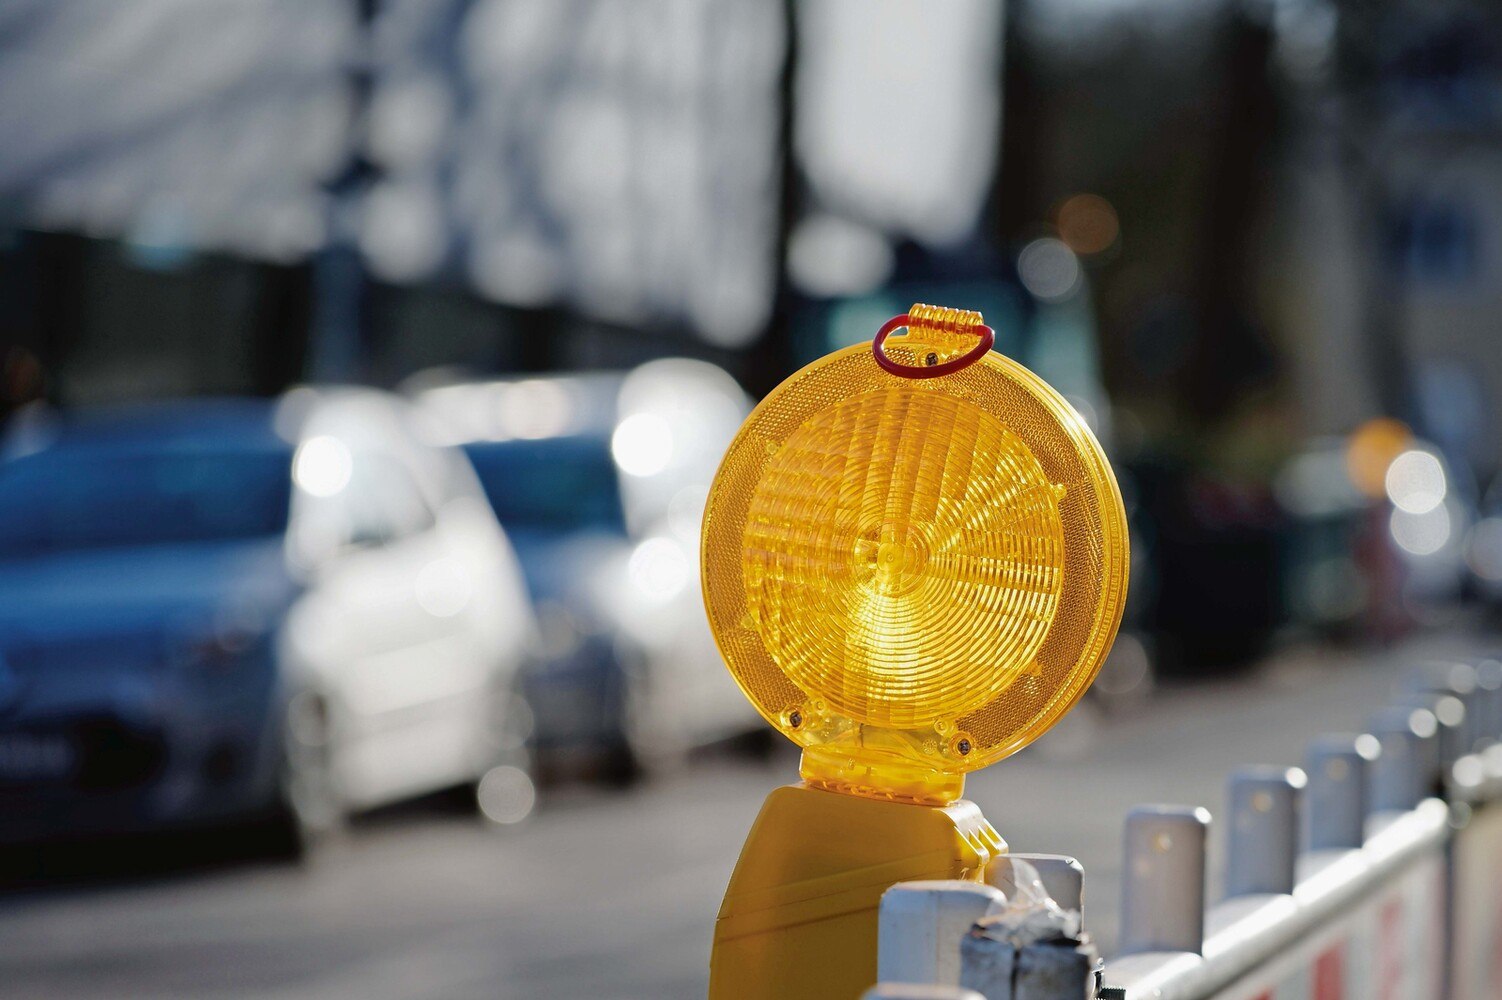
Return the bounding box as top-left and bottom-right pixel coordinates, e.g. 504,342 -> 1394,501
702,336 -> 1129,778
744,389 -> 1064,728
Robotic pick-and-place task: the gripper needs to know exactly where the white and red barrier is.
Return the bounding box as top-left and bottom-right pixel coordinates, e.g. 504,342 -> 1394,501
1209,832 -> 1445,1000
869,658 -> 1502,1000
1449,745 -> 1502,1000
1107,801 -> 1448,1000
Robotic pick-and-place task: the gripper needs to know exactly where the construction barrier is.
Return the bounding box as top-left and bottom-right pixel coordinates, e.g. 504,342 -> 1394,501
865,657 -> 1502,1000
1450,742 -> 1502,1000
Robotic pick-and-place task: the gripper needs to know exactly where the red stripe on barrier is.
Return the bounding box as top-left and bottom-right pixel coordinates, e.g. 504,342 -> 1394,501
1379,897 -> 1403,1000
1314,943 -> 1344,1000
1432,866 -> 1446,999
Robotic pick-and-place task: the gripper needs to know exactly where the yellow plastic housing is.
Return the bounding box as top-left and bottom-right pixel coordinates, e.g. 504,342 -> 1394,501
701,312 -> 1129,804
708,783 -> 1004,1000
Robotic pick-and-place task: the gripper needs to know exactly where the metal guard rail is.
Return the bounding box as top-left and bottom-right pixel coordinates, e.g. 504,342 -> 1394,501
1106,798 -> 1450,999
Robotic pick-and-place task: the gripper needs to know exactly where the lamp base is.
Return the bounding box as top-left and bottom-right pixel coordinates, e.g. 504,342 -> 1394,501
708,781 -> 1005,1000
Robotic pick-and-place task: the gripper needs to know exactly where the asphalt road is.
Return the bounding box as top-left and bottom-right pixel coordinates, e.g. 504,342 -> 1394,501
0,628 -> 1490,999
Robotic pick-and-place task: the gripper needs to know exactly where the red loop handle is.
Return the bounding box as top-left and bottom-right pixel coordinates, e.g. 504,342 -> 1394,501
872,313 -> 994,379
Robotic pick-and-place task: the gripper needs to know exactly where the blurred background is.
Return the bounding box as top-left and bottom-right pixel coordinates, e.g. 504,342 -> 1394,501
1,1 -> 1500,997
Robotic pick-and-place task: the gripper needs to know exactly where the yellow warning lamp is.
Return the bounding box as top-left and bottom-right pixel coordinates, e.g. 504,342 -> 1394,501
703,305 -> 1129,999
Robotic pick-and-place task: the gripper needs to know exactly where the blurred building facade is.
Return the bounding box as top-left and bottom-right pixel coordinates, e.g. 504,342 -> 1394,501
2,0 -> 1501,486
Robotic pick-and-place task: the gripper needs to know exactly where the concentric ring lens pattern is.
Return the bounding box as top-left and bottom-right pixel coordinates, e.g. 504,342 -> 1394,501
743,388 -> 1064,728
702,340 -> 1129,771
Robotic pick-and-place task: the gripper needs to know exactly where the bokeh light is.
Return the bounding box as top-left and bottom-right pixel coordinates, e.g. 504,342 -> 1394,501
292,435 -> 353,498
1055,193 -> 1120,255
1390,503 -> 1452,556
476,765 -> 536,826
611,413 -> 675,478
628,537 -> 692,602
1018,238 -> 1082,302
1345,418 -> 1412,498
1385,449 -> 1447,514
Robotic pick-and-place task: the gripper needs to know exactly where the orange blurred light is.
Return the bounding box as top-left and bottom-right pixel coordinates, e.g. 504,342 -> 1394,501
1055,193 -> 1119,256
1346,417 -> 1413,499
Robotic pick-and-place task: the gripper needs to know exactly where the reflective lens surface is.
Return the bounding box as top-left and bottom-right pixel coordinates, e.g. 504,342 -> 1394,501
702,332 -> 1128,799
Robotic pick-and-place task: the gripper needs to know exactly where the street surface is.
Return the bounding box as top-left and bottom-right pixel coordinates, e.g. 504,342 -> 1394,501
0,629 -> 1489,999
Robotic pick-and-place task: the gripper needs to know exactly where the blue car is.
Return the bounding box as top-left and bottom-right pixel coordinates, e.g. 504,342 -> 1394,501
467,426 -> 636,774
0,391 -> 537,850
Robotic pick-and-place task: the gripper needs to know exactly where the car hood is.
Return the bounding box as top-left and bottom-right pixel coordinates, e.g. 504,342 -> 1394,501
0,538 -> 298,658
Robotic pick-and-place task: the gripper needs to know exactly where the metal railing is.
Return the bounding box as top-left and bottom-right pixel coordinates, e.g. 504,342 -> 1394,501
866,656 -> 1502,1000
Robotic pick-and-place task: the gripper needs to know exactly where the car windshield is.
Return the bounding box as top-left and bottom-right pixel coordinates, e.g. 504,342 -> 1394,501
463,436 -> 625,534
0,445 -> 293,557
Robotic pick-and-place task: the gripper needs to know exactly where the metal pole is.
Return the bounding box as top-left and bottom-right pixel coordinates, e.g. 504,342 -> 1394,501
1404,661 -> 1479,754
1225,766 -> 1305,897
1119,805 -> 1210,954
990,854 -> 1084,917
1304,733 -> 1379,850
879,881 -> 1006,987
964,856 -> 1094,998
1367,706 -> 1439,812
1393,691 -> 1466,773
1473,658 -> 1502,746
960,932 -> 1099,1000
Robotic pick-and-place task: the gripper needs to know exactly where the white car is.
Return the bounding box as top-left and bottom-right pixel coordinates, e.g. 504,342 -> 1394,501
276,388 -> 538,831
409,359 -> 760,775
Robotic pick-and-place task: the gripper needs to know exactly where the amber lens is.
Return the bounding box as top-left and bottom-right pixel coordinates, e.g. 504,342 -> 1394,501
745,388 -> 1063,728
703,337 -> 1128,773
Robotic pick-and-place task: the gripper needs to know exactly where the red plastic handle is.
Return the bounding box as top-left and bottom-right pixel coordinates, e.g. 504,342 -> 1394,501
872,313 -> 994,380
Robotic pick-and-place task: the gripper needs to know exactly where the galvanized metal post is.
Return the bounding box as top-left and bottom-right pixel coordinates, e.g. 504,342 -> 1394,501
959,932 -> 1099,1000
1406,661 -> 1479,752
1119,805 -> 1210,954
1304,733 -> 1379,850
958,930 -> 1019,1000
987,854 -> 1084,918
964,855 -> 1094,1000
1394,690 -> 1467,772
1013,942 -> 1098,1000
1225,765 -> 1305,897
879,881 -> 1006,987
1368,706 -> 1439,812
1474,658 -> 1502,746
1435,693 -> 1468,770
960,915 -> 1097,1000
